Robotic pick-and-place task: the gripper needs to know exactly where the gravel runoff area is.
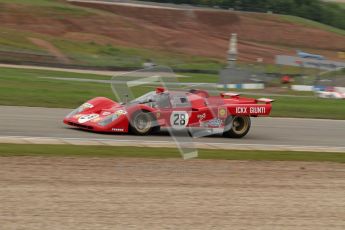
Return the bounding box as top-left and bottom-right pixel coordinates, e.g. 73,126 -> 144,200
0,156 -> 344,229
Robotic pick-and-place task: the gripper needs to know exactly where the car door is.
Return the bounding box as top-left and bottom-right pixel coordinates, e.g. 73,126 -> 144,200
156,93 -> 191,129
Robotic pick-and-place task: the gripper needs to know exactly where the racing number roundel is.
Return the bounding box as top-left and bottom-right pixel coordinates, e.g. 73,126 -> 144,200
78,114 -> 99,124
170,111 -> 189,129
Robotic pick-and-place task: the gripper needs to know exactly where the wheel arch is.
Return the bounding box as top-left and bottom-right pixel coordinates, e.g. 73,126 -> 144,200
127,108 -> 160,135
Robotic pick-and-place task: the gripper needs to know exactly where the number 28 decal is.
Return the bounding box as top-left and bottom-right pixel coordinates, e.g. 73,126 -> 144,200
170,111 -> 189,129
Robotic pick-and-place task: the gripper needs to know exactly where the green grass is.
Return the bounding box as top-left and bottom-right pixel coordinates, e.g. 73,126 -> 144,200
280,14 -> 345,36
269,96 -> 345,119
0,28 -> 48,53
1,67 -> 345,119
0,67 -> 115,108
0,0 -> 64,6
0,144 -> 344,163
0,0 -> 91,15
179,73 -> 219,83
54,39 -> 223,69
331,1 -> 345,10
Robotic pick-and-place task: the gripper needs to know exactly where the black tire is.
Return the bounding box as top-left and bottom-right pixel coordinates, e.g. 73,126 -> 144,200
223,116 -> 251,138
129,111 -> 158,135
151,125 -> 161,134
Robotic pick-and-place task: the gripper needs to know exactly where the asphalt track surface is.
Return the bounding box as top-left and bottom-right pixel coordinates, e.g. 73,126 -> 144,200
1,106 -> 345,151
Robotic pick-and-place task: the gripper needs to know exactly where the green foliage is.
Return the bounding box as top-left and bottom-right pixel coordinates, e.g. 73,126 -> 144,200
141,0 -> 345,30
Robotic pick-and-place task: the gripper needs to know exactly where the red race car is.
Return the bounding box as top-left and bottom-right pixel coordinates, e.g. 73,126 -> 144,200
64,88 -> 273,138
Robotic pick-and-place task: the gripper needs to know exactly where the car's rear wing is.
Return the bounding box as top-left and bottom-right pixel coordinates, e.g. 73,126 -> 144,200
220,92 -> 274,104
220,92 -> 240,98
256,98 -> 274,104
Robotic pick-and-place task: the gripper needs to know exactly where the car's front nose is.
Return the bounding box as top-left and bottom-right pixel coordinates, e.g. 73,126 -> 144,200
63,115 -> 97,131
63,112 -> 128,133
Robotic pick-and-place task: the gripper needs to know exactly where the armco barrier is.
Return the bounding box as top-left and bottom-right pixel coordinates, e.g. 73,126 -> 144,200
291,85 -> 345,92
218,83 -> 265,90
335,87 -> 345,93
291,85 -> 314,91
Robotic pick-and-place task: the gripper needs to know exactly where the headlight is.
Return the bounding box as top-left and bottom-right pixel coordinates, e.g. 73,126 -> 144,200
98,114 -> 119,126
66,103 -> 93,118
66,108 -> 80,118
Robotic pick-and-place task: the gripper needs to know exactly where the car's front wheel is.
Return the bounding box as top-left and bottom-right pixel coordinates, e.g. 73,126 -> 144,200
223,116 -> 251,138
129,111 -> 155,135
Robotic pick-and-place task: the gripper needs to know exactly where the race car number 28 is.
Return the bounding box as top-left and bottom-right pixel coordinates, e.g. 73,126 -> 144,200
170,111 -> 189,129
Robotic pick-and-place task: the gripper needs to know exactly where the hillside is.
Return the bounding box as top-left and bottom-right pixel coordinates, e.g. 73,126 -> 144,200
137,0 -> 345,30
0,0 -> 344,68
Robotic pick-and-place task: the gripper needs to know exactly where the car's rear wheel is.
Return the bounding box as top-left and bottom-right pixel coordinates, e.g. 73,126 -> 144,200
129,111 -> 156,135
223,116 -> 251,138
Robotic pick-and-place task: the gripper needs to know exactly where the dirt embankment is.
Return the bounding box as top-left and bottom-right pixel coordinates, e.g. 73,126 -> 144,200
28,37 -> 71,63
0,157 -> 344,229
0,1 -> 344,63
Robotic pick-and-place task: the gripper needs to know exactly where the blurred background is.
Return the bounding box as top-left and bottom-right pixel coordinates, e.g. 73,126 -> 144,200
0,0 -> 344,119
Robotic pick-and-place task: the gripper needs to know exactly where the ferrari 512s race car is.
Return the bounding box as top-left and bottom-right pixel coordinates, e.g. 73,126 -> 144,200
64,88 -> 273,138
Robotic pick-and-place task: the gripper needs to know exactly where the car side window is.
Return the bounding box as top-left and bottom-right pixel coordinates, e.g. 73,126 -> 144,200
156,93 -> 171,108
171,95 -> 190,108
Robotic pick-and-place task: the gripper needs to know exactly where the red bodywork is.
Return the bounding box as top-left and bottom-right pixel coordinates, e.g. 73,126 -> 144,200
63,88 -> 273,133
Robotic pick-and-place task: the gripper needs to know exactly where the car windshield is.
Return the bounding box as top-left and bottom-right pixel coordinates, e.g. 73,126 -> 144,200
128,91 -> 172,108
129,91 -> 156,105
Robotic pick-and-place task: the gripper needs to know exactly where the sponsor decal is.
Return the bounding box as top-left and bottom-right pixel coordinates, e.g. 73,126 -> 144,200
218,107 -> 227,118
197,113 -> 206,121
73,114 -> 82,119
102,111 -> 111,116
170,111 -> 189,129
200,118 -> 223,128
236,107 -> 247,113
81,103 -> 93,109
250,107 -> 266,114
156,112 -> 161,118
114,110 -> 127,116
236,107 -> 266,114
78,114 -> 99,124
112,128 -> 124,132
207,118 -> 223,127
91,117 -> 102,123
